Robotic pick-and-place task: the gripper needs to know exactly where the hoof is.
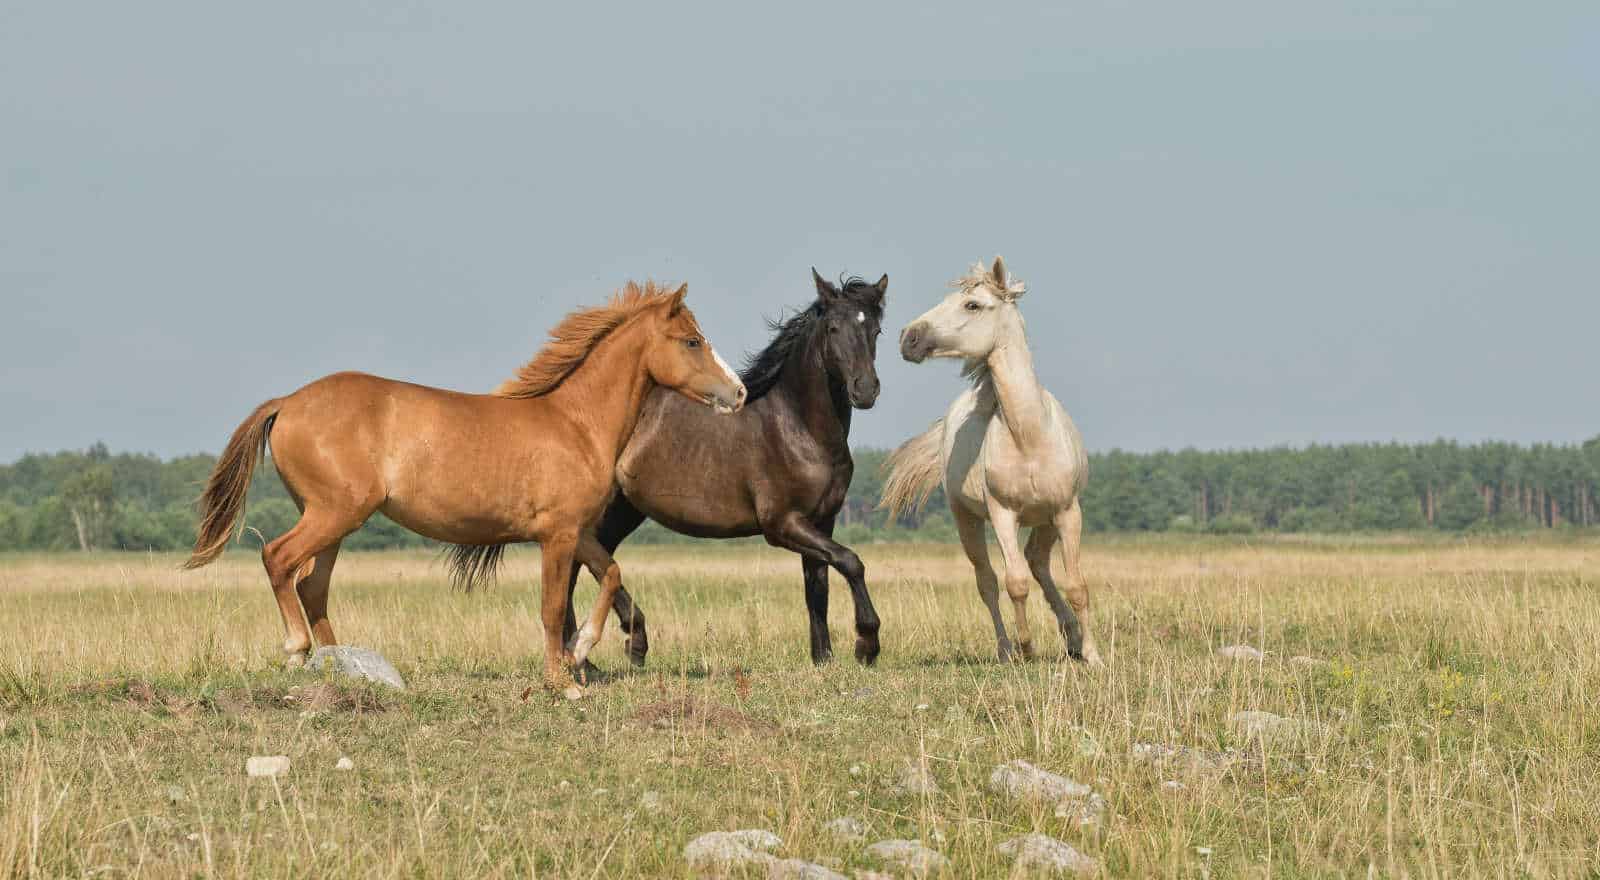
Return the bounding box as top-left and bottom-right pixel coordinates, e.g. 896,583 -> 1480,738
625,633 -> 648,668
562,684 -> 585,701
283,651 -> 309,669
854,638 -> 880,666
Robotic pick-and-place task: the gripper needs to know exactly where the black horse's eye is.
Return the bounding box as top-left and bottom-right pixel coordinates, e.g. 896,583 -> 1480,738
684,337 -> 701,349
964,300 -> 981,312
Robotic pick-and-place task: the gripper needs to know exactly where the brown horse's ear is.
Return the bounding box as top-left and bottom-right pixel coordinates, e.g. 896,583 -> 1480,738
812,268 -> 841,302
666,283 -> 688,315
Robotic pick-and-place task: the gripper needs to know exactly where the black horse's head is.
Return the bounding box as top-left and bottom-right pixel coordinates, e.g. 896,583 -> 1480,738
811,269 -> 887,409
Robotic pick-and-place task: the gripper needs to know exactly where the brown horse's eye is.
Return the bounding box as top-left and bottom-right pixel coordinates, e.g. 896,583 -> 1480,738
684,338 -> 700,349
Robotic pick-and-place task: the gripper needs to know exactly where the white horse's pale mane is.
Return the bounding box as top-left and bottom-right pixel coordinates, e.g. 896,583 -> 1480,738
952,262 -> 1026,298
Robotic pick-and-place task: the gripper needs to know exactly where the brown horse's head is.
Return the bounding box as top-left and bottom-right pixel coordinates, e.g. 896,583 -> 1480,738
812,269 -> 888,409
642,284 -> 747,413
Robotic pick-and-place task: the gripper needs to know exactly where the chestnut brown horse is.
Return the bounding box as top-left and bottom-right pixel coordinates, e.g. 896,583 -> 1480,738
554,271 -> 888,668
184,282 -> 746,694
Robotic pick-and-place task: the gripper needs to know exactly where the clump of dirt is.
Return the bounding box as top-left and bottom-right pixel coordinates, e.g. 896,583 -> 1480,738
627,697 -> 779,737
69,679 -> 194,715
231,683 -> 388,714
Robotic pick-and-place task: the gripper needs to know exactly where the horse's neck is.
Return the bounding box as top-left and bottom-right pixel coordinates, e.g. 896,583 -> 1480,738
776,331 -> 851,446
982,321 -> 1050,450
541,320 -> 656,461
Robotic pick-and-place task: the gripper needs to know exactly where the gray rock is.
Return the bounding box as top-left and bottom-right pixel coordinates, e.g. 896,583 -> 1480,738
245,755 -> 290,778
1230,710 -> 1330,743
767,858 -> 848,880
867,839 -> 948,875
1216,644 -> 1264,661
335,756 -> 355,771
823,816 -> 868,842
988,760 -> 1092,802
684,830 -> 782,869
889,760 -> 941,797
307,646 -> 406,690
997,833 -> 1097,875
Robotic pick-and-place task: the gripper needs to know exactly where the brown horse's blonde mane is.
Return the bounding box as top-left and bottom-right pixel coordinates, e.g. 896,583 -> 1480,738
493,281 -> 682,399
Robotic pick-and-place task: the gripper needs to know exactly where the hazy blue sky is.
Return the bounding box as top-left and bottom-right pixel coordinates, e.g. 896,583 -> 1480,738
3,2 -> 1596,462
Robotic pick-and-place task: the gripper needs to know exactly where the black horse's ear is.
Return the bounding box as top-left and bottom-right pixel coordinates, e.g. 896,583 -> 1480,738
812,267 -> 841,301
873,274 -> 889,300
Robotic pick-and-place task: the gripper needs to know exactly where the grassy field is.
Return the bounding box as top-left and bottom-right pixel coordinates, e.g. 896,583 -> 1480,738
2,536 -> 1598,878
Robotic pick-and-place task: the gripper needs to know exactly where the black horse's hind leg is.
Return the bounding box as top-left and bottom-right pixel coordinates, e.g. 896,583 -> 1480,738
765,513 -> 881,665
563,495 -> 650,669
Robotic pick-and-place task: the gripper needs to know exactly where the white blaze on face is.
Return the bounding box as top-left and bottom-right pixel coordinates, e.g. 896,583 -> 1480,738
708,345 -> 744,412
856,311 -> 865,323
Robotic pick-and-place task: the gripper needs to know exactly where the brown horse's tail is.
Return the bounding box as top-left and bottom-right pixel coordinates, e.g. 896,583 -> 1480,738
184,399 -> 281,570
879,417 -> 945,519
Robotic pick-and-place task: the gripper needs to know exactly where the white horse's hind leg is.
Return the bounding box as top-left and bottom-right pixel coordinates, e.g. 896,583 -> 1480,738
985,502 -> 1035,660
1053,501 -> 1102,666
1024,524 -> 1087,661
953,506 -> 1012,660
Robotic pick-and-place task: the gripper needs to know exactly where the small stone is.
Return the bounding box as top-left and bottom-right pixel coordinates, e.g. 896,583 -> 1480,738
306,645 -> 406,690
855,873 -> 896,880
847,790 -> 860,798
1130,742 -> 1248,772
246,756 -> 290,778
914,703 -> 929,711
558,780 -> 571,790
997,833 -> 1097,875
853,687 -> 876,699
1161,780 -> 1186,792
1230,710 -> 1330,743
823,816 -> 868,842
768,857 -> 848,880
988,760 -> 1091,801
1217,644 -> 1264,661
1054,792 -> 1107,827
639,790 -> 663,813
591,788 -> 609,797
684,830 -> 782,867
866,839 -> 948,875
849,763 -> 864,777
163,785 -> 186,804
335,757 -> 355,771
889,760 -> 941,797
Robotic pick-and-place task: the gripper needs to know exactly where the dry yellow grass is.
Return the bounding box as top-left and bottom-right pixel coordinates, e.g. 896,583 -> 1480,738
1,537 -> 1598,877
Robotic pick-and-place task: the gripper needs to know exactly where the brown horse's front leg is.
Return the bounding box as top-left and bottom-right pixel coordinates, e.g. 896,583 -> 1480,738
539,530 -> 582,699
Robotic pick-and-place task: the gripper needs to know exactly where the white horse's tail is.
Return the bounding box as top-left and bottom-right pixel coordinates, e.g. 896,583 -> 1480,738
879,418 -> 945,519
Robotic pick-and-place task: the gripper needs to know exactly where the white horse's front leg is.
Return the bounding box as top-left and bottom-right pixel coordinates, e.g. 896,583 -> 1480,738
953,506 -> 1012,660
985,501 -> 1035,660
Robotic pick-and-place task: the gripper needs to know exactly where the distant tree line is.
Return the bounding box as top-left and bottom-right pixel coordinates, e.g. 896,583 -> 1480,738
2,437 -> 1598,552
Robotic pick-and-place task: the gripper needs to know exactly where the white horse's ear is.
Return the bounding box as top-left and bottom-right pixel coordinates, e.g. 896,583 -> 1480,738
991,256 -> 1024,301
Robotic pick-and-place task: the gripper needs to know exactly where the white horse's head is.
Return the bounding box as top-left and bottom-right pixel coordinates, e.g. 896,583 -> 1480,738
898,256 -> 1026,364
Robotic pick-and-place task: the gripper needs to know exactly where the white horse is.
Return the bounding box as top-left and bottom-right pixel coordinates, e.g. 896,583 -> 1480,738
881,257 -> 1100,664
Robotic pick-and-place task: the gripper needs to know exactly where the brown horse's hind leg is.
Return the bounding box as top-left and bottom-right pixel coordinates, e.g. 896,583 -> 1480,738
262,512 -> 354,666
297,541 -> 342,648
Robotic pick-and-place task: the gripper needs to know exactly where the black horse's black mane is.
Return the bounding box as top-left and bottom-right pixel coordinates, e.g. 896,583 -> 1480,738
738,277 -> 881,403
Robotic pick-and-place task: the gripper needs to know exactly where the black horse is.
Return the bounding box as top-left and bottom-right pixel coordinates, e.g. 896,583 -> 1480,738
563,270 -> 887,666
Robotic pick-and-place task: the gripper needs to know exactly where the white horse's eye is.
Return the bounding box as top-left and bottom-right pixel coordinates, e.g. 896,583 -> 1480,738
856,311 -> 865,323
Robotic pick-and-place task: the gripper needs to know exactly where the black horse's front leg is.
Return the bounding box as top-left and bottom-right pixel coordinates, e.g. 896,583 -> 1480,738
563,496 -> 650,669
801,556 -> 833,664
766,513 -> 881,665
